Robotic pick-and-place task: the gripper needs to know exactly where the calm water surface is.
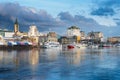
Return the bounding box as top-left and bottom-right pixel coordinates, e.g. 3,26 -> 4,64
0,48 -> 120,80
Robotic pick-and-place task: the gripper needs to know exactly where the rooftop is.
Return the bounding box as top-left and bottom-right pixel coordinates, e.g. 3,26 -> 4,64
68,26 -> 80,29
0,29 -> 12,32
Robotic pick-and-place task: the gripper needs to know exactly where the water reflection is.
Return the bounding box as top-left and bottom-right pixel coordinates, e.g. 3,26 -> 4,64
29,49 -> 39,66
62,49 -> 85,66
0,50 -> 16,68
0,49 -> 40,69
42,48 -> 61,61
0,48 -> 120,80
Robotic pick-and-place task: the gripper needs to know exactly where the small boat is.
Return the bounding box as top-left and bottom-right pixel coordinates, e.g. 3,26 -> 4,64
67,44 -> 74,49
100,43 -> 113,48
42,41 -> 62,49
114,43 -> 120,48
88,44 -> 99,48
75,43 -> 87,49
67,43 -> 87,49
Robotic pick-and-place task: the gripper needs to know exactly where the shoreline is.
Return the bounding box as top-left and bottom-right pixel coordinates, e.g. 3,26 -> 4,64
0,45 -> 39,50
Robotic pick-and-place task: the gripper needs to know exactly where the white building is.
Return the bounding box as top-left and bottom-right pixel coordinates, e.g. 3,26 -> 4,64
5,32 -> 14,38
67,26 -> 81,37
28,25 -> 39,37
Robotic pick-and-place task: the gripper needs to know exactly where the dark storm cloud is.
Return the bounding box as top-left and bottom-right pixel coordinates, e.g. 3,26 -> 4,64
91,7 -> 115,16
90,0 -> 120,16
0,3 -> 102,32
58,12 -> 99,27
114,18 -> 120,21
58,12 -> 74,22
0,2 -> 64,31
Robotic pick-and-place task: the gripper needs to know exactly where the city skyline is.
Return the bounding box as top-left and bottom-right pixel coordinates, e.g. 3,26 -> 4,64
0,0 -> 120,37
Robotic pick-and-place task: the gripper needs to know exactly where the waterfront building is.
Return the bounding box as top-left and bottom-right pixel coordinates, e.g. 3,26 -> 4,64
28,25 -> 40,45
80,31 -> 86,40
67,26 -> 81,43
28,25 -> 39,37
107,37 -> 120,43
47,32 -> 58,42
0,29 -> 14,43
58,36 -> 69,44
59,36 -> 78,44
0,35 -> 5,44
67,26 -> 81,37
0,29 -> 14,37
87,31 -> 104,42
39,35 -> 48,45
5,31 -> 14,38
67,36 -> 77,44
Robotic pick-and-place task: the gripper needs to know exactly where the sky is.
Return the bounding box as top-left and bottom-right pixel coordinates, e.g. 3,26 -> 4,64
0,0 -> 120,37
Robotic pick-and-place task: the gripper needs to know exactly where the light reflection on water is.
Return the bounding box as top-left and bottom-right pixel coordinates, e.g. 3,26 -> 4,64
0,48 -> 120,80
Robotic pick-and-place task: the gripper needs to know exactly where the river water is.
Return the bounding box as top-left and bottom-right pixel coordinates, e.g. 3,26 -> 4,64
0,47 -> 120,80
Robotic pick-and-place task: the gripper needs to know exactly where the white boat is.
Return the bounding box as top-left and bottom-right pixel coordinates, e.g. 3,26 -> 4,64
67,43 -> 87,49
88,44 -> 99,49
75,43 -> 87,49
115,43 -> 120,48
42,42 -> 62,49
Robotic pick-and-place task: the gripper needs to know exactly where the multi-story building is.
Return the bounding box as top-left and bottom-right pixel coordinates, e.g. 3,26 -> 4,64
87,31 -> 104,43
67,26 -> 81,37
107,37 -> 120,43
28,25 -> 39,37
0,29 -> 14,37
66,26 -> 81,43
28,25 -> 40,45
47,32 -> 58,42
59,36 -> 78,44
0,29 -> 14,42
80,31 -> 85,40
58,36 -> 69,44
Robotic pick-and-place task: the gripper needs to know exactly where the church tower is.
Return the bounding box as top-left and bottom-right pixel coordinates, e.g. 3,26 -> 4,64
14,18 -> 19,33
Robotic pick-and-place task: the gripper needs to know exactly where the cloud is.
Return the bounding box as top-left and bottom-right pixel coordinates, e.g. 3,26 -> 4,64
101,0 -> 120,8
89,0 -> 120,29
0,3 -> 101,32
0,2 -> 64,32
58,12 -> 99,27
91,7 -> 115,16
90,0 -> 120,16
114,18 -> 120,21
0,2 -> 120,36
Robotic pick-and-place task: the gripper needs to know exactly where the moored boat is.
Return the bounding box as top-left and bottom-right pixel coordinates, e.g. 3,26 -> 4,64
88,44 -> 99,49
42,41 -> 62,49
67,44 -> 74,49
67,43 -> 87,49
